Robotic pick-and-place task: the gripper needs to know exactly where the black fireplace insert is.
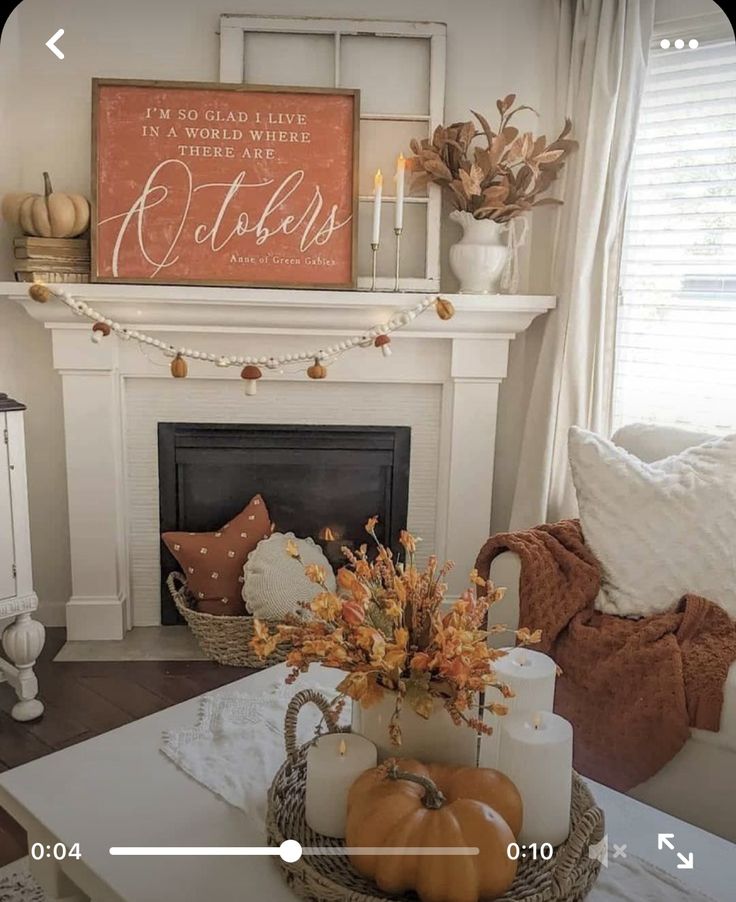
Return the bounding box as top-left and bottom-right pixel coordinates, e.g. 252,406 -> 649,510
157,423 -> 411,623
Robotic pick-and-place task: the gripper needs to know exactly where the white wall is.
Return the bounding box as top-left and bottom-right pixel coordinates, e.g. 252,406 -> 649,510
0,0 -> 559,619
0,12 -> 71,625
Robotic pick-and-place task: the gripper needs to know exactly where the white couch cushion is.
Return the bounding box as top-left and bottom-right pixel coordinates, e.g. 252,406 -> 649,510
612,423 -> 716,464
692,660 -> 736,750
568,425 -> 736,618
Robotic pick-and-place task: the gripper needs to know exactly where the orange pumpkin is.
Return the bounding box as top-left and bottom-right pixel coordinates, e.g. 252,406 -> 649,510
346,760 -> 522,902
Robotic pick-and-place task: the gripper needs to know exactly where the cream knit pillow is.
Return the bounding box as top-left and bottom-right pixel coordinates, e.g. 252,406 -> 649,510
568,426 -> 736,619
242,532 -> 336,621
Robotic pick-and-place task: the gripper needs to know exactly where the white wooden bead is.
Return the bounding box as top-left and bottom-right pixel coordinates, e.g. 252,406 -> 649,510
53,291 -> 430,372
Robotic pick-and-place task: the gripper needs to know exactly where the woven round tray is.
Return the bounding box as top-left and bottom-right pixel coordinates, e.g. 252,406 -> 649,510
166,572 -> 288,668
267,690 -> 604,902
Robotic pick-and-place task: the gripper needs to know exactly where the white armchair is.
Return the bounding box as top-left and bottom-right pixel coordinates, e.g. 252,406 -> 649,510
489,423 -> 736,842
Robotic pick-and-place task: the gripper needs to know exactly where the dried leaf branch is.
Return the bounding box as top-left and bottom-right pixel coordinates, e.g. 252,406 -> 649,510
408,94 -> 577,222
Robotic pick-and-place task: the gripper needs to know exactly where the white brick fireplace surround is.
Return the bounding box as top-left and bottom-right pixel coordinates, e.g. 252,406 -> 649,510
6,284 -> 554,640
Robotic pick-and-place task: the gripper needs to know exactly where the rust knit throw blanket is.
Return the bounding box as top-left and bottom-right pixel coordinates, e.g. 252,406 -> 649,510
475,520 -> 736,791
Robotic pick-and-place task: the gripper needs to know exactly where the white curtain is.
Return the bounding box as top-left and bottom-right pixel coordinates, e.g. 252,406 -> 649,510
509,0 -> 655,530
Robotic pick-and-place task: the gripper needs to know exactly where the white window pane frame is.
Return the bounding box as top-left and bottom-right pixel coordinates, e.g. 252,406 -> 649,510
612,35 -> 736,436
219,15 -> 446,291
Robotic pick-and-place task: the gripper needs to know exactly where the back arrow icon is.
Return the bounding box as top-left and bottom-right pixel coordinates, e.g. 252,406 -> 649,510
46,29 -> 65,60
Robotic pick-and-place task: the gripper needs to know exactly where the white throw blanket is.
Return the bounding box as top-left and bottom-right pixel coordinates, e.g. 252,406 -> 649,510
160,679 -> 343,827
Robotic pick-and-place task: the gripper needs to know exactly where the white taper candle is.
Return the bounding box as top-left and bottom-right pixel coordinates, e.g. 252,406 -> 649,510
372,169 -> 383,245
394,154 -> 406,230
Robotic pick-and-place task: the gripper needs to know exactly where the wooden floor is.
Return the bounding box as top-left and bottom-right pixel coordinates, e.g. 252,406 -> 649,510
0,628 -> 254,868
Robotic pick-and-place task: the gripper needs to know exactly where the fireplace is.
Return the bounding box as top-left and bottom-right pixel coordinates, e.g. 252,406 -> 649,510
13,282 -> 554,639
157,423 -> 411,623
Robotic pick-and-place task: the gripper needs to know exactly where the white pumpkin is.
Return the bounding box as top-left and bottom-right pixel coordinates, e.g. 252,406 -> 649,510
14,173 -> 89,238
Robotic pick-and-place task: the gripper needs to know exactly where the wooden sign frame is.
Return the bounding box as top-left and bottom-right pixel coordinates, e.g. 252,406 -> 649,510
91,78 -> 360,289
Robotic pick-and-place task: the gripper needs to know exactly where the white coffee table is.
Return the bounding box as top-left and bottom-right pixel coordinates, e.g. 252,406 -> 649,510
0,664 -> 733,902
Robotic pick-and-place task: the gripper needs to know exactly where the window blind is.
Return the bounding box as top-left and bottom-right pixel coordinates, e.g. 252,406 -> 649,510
612,39 -> 736,435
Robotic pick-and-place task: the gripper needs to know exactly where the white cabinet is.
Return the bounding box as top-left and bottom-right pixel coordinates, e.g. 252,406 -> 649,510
0,415 -> 15,600
0,394 -> 45,721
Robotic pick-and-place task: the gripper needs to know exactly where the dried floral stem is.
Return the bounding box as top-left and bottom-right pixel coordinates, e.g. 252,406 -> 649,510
251,517 -> 541,744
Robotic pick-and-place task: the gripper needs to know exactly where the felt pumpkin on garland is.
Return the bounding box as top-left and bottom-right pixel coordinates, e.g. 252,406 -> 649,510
307,359 -> 327,380
346,759 -> 522,902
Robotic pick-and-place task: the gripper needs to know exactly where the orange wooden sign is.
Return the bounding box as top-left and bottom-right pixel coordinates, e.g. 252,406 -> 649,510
91,79 -> 359,289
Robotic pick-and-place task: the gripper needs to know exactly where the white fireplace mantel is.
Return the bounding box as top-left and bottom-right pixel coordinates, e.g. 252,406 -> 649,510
4,282 -> 555,640
7,283 -> 553,337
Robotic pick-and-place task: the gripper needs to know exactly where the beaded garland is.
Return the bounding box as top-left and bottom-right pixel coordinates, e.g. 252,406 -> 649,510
27,282 -> 455,394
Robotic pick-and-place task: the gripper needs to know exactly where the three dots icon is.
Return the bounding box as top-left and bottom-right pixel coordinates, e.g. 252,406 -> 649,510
660,38 -> 699,49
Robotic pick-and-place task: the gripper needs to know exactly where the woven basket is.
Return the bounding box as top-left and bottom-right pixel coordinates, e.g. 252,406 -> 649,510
267,690 -> 604,902
166,572 -> 288,668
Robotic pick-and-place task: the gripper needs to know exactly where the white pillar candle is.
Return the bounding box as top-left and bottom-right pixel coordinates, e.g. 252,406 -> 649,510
394,154 -> 406,231
493,646 -> 556,714
305,733 -> 377,838
498,711 -> 573,845
371,169 -> 383,245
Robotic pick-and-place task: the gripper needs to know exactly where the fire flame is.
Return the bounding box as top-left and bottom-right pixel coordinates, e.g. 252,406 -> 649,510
320,527 -> 337,541
338,738 -> 347,757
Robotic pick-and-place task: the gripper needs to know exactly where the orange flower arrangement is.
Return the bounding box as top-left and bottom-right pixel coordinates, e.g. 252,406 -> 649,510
251,518 -> 541,744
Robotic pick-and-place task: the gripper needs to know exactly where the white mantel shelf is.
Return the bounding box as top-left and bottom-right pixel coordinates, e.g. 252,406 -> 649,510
5,280 -> 555,642
2,282 -> 555,338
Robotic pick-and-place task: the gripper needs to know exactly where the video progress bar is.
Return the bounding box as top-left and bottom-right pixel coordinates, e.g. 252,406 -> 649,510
109,841 -> 479,861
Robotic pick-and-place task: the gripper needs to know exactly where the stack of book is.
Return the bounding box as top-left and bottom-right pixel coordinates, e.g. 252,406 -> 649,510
13,237 -> 90,283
